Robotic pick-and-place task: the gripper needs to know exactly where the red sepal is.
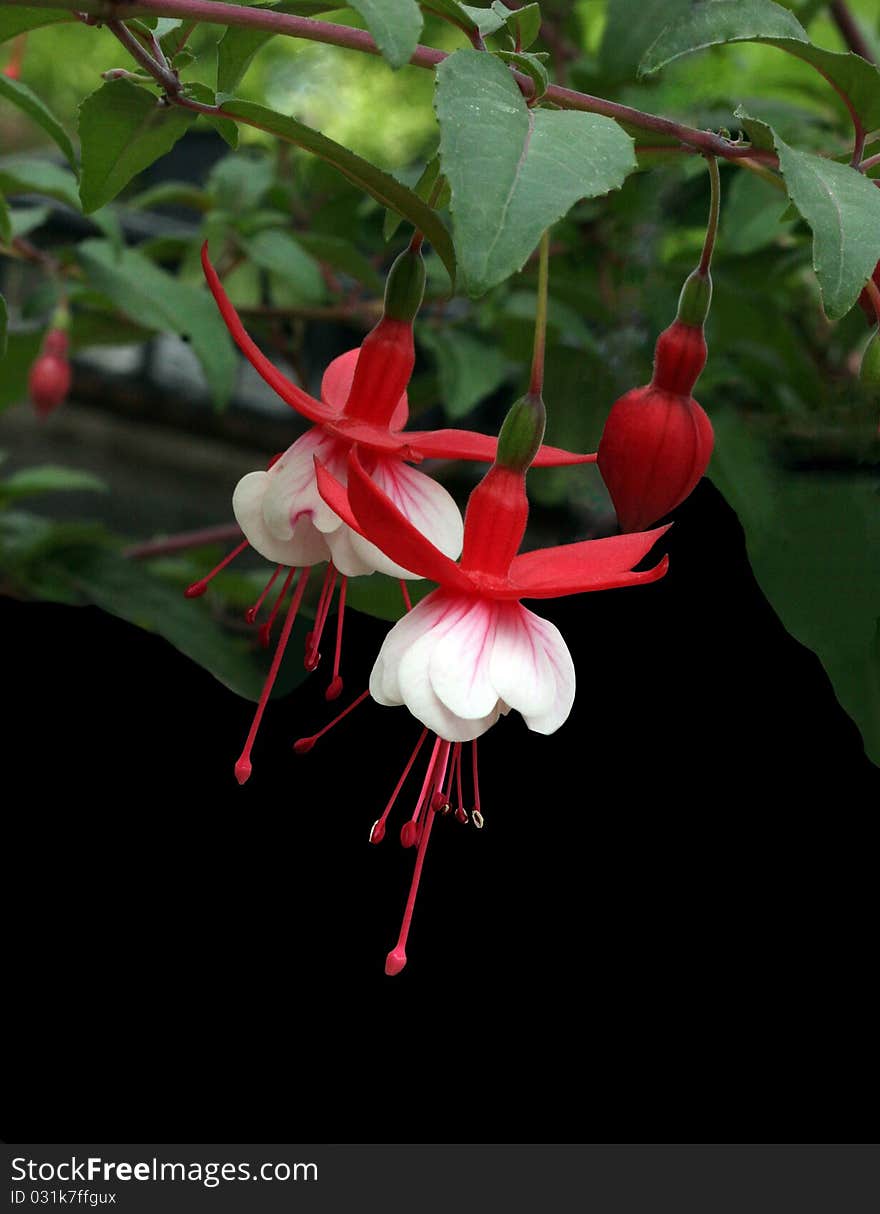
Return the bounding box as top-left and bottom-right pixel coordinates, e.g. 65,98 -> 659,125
321,347 -> 408,427
404,429 -> 596,466
201,243 -> 334,424
326,451 -> 475,592
508,526 -> 671,598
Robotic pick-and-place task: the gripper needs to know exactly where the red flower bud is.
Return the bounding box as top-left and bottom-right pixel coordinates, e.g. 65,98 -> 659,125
29,330 -> 71,419
858,263 -> 880,324
597,319 -> 713,533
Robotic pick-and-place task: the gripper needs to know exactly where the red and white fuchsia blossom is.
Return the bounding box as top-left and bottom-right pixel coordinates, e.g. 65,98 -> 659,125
191,243 -> 596,784
314,393 -> 670,974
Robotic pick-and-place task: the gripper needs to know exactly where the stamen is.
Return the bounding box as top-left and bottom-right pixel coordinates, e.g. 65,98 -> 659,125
472,739 -> 482,819
399,580 -> 412,612
325,575 -> 348,700
304,563 -> 338,670
385,740 -> 451,977
234,567 -> 312,785
370,727 -> 429,844
245,564 -> 283,625
184,538 -> 248,598
258,568 -> 296,648
401,735 -> 442,848
293,689 -> 370,754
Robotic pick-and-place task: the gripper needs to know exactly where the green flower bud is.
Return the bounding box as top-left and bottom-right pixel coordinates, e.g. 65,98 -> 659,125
496,391 -> 547,473
383,245 -> 427,323
676,269 -> 713,328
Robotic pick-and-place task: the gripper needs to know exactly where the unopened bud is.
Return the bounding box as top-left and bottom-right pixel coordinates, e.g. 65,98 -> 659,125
383,245 -> 426,323
496,391 -> 546,472
676,268 -> 712,328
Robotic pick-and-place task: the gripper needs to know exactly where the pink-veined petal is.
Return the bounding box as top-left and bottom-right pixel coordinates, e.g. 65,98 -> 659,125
233,470 -> 330,567
262,429 -> 345,538
488,604 -> 556,721
500,609 -> 575,734
405,428 -> 597,466
202,242 -> 334,425
396,623 -> 502,743
330,452 -> 476,593
509,526 -> 671,598
428,599 -> 500,721
321,346 -> 408,426
370,591 -> 468,707
348,457 -> 464,579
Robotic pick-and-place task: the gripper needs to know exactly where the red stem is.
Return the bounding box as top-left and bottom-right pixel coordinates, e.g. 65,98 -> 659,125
123,523 -> 242,559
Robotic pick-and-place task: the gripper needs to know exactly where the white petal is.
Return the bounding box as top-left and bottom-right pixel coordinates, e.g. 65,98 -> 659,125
261,427 -> 345,540
428,598 -> 500,720
233,469 -> 331,567
370,591 -> 460,705
324,523 -> 380,577
488,603 -> 556,721
515,609 -> 576,735
349,457 -> 464,579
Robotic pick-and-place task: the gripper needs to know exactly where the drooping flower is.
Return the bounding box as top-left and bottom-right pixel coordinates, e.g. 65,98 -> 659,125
312,391 -> 670,974
191,241 -> 597,783
597,270 -> 714,533
29,327 -> 71,419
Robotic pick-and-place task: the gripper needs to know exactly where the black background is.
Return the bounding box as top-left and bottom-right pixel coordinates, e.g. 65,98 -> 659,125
3,479 -> 877,1144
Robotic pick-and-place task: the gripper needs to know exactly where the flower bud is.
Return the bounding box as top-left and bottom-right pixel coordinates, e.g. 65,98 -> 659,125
495,391 -> 546,472
858,263 -> 880,325
28,329 -> 71,419
382,245 -> 426,323
652,319 -> 707,397
676,268 -> 713,328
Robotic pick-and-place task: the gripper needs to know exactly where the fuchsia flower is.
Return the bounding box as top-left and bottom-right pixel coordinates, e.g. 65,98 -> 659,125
191,243 -> 596,783
313,392 -> 670,974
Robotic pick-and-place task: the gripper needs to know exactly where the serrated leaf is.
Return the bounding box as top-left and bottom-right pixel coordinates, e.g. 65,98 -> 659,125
159,18 -> 196,59
418,326 -> 509,418
0,292 -> 6,360
219,99 -> 456,285
420,1 -> 505,37
721,170 -> 793,256
492,0 -> 541,50
0,465 -> 106,501
185,81 -> 239,149
348,0 -> 423,69
435,50 -> 635,296
739,113 -> 880,318
383,156 -> 443,243
78,80 -> 196,214
0,75 -> 77,172
76,239 -> 237,409
640,0 -> 807,74
639,0 -> 880,130
495,50 -> 550,98
243,229 -> 326,303
0,7 -> 75,43
0,156 -> 79,210
0,192 -> 9,244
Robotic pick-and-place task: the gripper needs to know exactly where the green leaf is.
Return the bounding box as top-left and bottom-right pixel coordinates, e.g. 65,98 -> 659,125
418,327 -> 509,418
127,181 -> 213,212
159,18 -> 197,59
0,465 -> 106,502
0,75 -> 77,171
219,99 -> 456,285
739,114 -> 880,318
600,0 -> 692,79
348,0 -> 423,70
345,571 -> 434,621
0,330 -> 42,412
0,292 -> 6,360
639,0 -> 880,130
435,50 -> 635,296
0,156 -> 80,210
38,542 -> 308,702
78,80 -> 196,214
420,1 -> 505,37
0,192 -> 9,244
207,151 -> 274,211
383,156 -> 445,243
0,7 -> 75,43
6,203 -> 50,240
494,50 -> 550,99
184,81 -> 239,149
709,409 -> 880,766
721,170 -> 793,256
294,232 -> 384,291
491,0 -> 541,50
243,228 -> 326,303
216,2 -> 347,93
76,239 -> 237,409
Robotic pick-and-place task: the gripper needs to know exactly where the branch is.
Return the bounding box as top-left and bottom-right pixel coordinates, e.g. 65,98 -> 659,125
829,1 -> 875,64
4,0 -> 777,165
123,523 -> 242,559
